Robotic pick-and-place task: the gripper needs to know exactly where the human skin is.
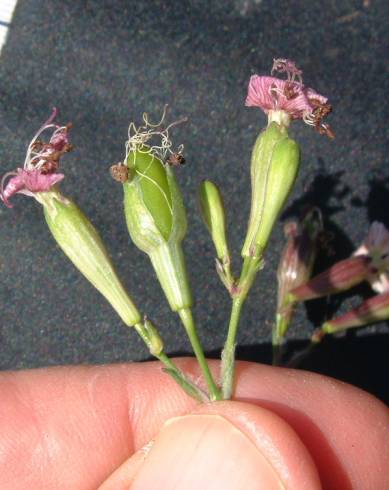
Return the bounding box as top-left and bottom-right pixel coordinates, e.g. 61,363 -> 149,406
0,359 -> 388,489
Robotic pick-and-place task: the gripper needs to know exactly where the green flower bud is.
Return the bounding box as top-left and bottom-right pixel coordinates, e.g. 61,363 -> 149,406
242,122 -> 300,259
199,180 -> 229,261
123,148 -> 192,311
40,191 -> 141,327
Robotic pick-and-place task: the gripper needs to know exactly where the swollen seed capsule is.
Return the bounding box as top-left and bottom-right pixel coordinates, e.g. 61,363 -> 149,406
242,123 -> 300,259
123,148 -> 192,311
126,149 -> 173,241
41,192 -> 141,327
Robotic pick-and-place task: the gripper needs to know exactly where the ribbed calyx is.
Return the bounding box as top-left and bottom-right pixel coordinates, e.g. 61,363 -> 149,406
41,191 -> 141,326
242,122 -> 300,259
123,149 -> 192,311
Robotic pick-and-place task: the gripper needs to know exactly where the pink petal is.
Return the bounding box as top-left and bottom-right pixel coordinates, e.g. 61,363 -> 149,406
367,222 -> 389,253
245,75 -> 277,112
21,169 -> 64,192
354,244 -> 369,256
245,75 -> 326,119
281,91 -> 316,119
354,222 -> 389,259
354,222 -> 389,293
0,173 -> 25,208
1,169 -> 64,207
305,88 -> 328,105
369,272 -> 389,294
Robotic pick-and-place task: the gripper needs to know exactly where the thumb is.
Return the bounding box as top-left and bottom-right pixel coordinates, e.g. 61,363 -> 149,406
99,401 -> 321,490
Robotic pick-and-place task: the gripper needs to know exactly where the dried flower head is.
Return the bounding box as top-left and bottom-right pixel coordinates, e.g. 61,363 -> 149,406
246,58 -> 333,137
125,105 -> 186,166
110,163 -> 130,183
0,108 -> 72,207
354,221 -> 389,293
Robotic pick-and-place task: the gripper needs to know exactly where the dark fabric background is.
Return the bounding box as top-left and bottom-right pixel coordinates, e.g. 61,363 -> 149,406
0,0 -> 388,402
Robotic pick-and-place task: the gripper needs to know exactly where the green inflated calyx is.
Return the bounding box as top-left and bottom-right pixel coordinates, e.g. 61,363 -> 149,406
242,122 -> 300,259
127,149 -> 173,240
40,192 -> 141,327
123,148 -> 192,311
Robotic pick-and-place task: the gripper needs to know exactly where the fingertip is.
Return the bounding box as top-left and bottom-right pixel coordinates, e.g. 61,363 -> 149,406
98,445 -> 150,490
192,401 -> 322,490
100,400 -> 321,490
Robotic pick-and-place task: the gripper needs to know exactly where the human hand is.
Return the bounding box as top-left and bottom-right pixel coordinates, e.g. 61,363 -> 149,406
1,359 -> 388,489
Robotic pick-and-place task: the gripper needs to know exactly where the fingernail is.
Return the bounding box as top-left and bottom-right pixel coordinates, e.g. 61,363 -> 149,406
130,414 -> 285,490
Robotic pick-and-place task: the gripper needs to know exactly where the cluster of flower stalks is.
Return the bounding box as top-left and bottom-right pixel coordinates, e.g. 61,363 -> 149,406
2,59 -> 387,403
274,215 -> 389,366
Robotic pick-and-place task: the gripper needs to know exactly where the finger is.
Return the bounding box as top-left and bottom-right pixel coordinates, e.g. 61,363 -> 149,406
99,400 -> 321,490
0,360 -> 388,490
235,362 -> 389,490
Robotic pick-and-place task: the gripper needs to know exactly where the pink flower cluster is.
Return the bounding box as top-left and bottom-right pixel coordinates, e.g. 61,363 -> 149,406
246,59 -> 334,137
0,108 -> 71,208
288,221 -> 389,336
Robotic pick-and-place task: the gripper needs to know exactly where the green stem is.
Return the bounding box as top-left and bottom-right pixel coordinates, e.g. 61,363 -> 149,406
286,339 -> 318,368
221,298 -> 243,399
272,332 -> 284,367
221,256 -> 262,399
272,313 -> 289,366
134,322 -> 206,402
178,308 -> 222,401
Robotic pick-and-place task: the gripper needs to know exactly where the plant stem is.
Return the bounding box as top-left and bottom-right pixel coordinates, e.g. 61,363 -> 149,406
178,307 -> 222,401
221,298 -> 243,399
133,322 -> 207,402
286,339 -> 318,368
272,338 -> 284,367
283,327 -> 325,368
272,314 -> 288,366
221,256 -> 262,399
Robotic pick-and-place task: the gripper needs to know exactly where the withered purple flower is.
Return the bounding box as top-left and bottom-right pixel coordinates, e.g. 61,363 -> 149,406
0,108 -> 71,208
246,58 -> 333,137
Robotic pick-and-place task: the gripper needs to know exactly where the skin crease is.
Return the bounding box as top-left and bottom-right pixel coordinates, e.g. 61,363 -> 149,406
0,359 -> 387,489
